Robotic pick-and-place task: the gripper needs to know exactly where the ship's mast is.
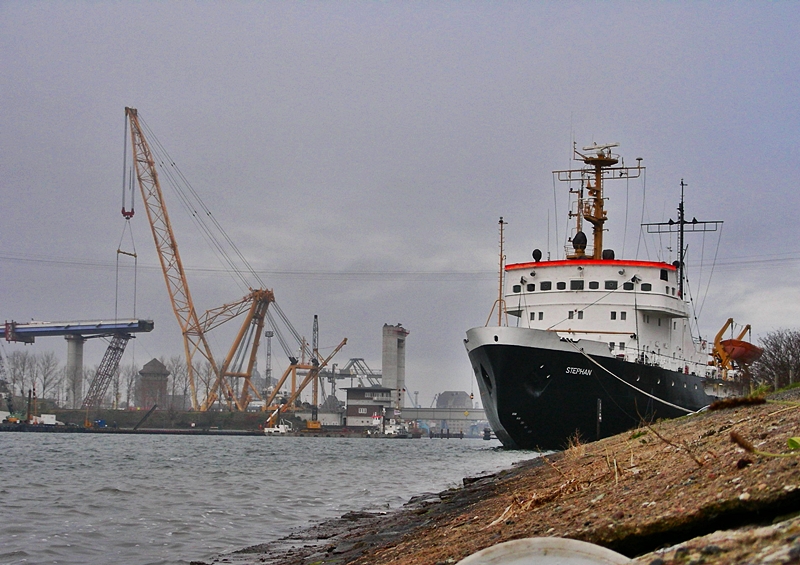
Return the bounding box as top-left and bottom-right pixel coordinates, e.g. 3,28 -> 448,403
678,179 -> 686,298
555,143 -> 642,260
485,217 -> 508,327
644,181 -> 722,300
582,149 -> 616,259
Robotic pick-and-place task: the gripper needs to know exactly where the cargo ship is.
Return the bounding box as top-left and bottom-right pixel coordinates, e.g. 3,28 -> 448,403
464,143 -> 758,451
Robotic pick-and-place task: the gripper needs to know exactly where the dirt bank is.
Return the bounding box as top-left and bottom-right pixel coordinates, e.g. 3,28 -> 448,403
199,388 -> 800,565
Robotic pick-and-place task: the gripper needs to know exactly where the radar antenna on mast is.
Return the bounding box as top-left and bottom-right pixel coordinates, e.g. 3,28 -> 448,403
554,143 -> 643,259
581,142 -> 619,155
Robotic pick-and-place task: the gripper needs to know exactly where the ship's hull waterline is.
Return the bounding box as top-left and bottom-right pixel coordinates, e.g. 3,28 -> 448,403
465,326 -> 744,451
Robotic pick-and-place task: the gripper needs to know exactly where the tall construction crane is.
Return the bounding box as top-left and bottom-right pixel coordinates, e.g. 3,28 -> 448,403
125,107 -> 274,411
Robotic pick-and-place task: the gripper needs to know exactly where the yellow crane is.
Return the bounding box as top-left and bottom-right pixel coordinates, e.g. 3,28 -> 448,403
264,337 -> 347,428
711,318 -> 763,383
125,107 -> 274,411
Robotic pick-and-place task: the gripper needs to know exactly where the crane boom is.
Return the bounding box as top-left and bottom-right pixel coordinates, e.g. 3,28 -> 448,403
264,338 -> 347,426
202,288 -> 274,411
126,107 -> 215,410
125,107 -> 275,411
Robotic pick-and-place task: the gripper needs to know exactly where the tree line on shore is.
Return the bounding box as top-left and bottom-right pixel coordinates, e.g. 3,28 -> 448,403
0,351 -> 200,410
751,328 -> 800,390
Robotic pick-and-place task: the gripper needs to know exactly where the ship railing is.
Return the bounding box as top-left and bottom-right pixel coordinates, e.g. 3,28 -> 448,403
625,347 -> 708,376
563,244 -> 594,259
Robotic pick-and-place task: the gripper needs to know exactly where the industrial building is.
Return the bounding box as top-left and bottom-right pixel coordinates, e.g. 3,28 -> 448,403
136,358 -> 169,410
380,323 -> 409,408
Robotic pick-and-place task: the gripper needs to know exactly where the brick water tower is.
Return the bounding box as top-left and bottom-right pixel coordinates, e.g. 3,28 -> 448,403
136,358 -> 170,410
381,324 -> 409,409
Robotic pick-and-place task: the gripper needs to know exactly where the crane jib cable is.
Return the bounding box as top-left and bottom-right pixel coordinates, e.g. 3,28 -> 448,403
115,218 -> 138,322
137,116 -> 254,292
140,116 -> 264,290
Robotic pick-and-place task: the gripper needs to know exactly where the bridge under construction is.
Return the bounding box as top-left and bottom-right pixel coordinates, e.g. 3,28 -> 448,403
2,318 -> 154,409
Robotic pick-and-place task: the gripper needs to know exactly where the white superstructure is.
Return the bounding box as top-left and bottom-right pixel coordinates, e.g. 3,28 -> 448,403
504,258 -> 711,376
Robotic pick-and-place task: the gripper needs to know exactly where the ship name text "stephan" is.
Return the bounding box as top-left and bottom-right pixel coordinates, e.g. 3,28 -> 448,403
566,367 -> 593,376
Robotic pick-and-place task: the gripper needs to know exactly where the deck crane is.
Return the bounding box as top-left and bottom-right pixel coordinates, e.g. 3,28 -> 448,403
711,318 -> 763,383
125,107 -> 274,411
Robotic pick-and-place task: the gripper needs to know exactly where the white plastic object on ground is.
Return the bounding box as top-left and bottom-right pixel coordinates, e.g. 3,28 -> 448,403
455,537 -> 630,565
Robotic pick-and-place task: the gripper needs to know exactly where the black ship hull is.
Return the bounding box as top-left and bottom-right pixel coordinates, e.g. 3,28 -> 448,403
465,327 -> 743,451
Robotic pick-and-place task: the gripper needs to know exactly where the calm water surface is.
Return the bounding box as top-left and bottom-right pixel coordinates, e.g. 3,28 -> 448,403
0,434 -> 535,565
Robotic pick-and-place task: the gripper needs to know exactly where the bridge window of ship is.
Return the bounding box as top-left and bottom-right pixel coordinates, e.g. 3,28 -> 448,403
611,311 -> 617,320
623,282 -> 634,290
621,312 -> 627,320
568,311 -> 574,319
512,284 -> 521,293
540,281 -> 552,290
577,311 -> 583,319
641,283 -> 652,291
527,283 -> 535,292
589,281 -> 599,289
660,269 -> 669,281
557,282 -> 567,290
570,280 -> 584,290
605,280 -> 618,290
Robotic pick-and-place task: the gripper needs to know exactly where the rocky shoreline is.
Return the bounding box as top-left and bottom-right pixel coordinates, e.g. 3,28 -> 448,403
197,388 -> 800,565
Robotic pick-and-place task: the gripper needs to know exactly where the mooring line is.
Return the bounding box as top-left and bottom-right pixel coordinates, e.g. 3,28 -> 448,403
566,341 -> 698,414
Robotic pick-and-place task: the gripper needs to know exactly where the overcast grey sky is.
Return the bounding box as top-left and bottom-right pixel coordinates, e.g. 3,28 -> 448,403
2,2 -> 799,406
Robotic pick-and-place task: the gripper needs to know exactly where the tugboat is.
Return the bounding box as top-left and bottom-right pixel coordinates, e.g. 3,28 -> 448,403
464,143 -> 759,451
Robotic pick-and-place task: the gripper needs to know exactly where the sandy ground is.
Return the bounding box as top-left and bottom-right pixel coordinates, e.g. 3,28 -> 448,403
198,388 -> 800,565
